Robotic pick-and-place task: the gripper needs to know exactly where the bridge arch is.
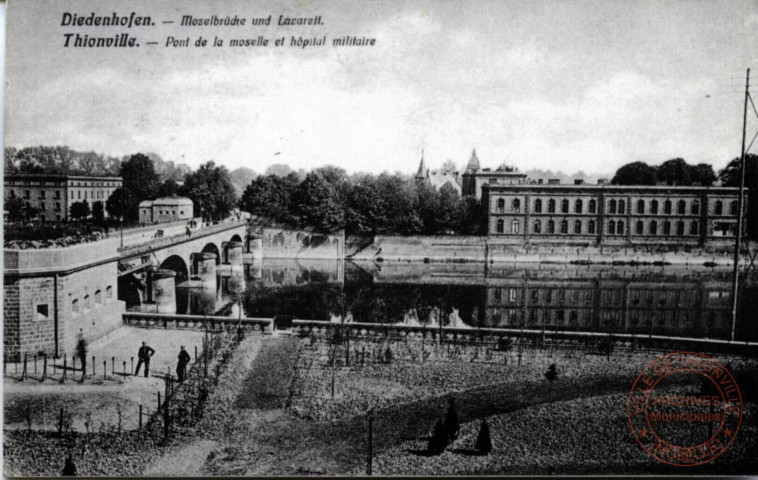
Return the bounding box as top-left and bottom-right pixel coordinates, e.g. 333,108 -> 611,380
159,255 -> 189,285
229,233 -> 243,245
201,242 -> 221,265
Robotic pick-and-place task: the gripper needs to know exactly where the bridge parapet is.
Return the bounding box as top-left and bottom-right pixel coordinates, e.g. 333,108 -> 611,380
123,312 -> 272,334
118,219 -> 247,259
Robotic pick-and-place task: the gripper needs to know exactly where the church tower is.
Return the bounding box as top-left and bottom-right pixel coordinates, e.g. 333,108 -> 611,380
462,148 -> 480,196
415,149 -> 428,185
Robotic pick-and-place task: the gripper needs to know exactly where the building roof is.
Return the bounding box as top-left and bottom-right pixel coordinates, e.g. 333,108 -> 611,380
151,196 -> 194,207
427,171 -> 462,193
138,200 -> 153,208
4,173 -> 122,181
415,150 -> 427,179
466,149 -> 480,172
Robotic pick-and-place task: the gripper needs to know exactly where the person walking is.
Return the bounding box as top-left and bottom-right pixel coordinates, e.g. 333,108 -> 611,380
176,345 -> 190,382
134,341 -> 155,378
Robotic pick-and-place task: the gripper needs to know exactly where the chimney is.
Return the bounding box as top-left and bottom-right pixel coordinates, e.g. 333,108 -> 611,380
548,179 -> 560,185
538,179 -> 544,185
574,179 -> 584,185
597,178 -> 607,185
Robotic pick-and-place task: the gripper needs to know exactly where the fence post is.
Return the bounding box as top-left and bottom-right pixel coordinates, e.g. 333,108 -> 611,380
103,361 -> 107,380
58,407 -> 64,436
195,346 -> 198,364
34,355 -> 37,375
131,357 -> 134,374
92,356 -> 96,376
112,357 -> 115,375
157,391 -> 161,411
42,354 -> 47,382
22,353 -> 27,381
123,361 -> 127,377
139,404 -> 143,430
60,357 -> 67,383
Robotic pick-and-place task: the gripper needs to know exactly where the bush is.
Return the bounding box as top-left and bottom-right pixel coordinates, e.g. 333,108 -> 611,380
475,420 -> 493,454
427,419 -> 449,455
443,397 -> 460,441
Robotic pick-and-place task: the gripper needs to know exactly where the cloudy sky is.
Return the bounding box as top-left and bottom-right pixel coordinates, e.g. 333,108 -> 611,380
5,0 -> 758,176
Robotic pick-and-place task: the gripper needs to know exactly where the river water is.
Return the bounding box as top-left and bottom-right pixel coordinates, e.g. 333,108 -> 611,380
172,259 -> 758,342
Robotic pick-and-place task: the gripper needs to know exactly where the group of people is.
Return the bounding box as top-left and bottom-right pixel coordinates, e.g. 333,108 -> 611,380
133,341 -> 192,383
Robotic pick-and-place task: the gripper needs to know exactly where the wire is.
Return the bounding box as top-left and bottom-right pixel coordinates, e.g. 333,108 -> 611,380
749,93 -> 758,120
746,129 -> 758,155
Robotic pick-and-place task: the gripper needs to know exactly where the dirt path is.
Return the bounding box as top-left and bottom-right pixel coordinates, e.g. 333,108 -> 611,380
142,440 -> 219,477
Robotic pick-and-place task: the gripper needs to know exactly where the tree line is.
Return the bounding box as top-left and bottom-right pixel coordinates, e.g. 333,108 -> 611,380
239,166 -> 482,235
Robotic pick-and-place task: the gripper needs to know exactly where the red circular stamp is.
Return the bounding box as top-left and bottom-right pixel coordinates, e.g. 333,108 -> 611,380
627,351 -> 743,467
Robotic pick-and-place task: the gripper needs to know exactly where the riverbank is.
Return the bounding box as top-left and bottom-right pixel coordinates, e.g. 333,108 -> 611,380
347,235 -> 746,266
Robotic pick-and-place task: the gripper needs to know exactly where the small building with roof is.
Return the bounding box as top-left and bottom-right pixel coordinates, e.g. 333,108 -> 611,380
139,195 -> 194,224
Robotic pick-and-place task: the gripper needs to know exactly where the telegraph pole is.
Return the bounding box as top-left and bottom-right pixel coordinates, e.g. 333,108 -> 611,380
731,68 -> 750,342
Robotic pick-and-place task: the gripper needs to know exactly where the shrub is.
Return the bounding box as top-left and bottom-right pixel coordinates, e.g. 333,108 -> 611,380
427,419 -> 449,455
544,363 -> 558,383
443,397 -> 460,441
475,420 -> 493,455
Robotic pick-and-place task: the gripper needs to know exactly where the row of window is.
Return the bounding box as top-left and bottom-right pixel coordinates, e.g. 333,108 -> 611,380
493,287 -> 701,307
72,189 -> 112,200
494,218 -> 704,236
495,197 -> 738,216
490,308 -> 723,328
7,189 -> 113,201
71,286 -> 114,316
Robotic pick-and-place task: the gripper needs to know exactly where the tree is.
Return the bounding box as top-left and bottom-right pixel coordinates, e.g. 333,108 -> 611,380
691,163 -> 717,186
719,154 -> 758,239
239,173 -> 299,223
427,419 -> 449,455
117,153 -> 161,222
265,163 -> 295,177
5,196 -> 26,222
443,397 -> 460,441
91,201 -> 105,224
229,167 -> 257,197
157,179 -> 181,198
182,161 -> 237,222
291,172 -> 345,232
657,158 -> 692,185
105,187 -> 134,221
611,162 -> 658,185
475,420 -> 493,455
69,201 -> 91,220
436,184 -> 464,234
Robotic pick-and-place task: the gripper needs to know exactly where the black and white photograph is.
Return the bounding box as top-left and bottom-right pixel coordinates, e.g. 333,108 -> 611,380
2,0 -> 758,476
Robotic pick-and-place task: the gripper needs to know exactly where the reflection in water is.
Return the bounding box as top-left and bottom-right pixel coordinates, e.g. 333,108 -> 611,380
239,260 -> 757,342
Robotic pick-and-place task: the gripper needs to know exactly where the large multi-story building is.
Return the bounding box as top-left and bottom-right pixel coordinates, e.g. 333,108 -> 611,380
4,173 -> 122,221
482,182 -> 746,246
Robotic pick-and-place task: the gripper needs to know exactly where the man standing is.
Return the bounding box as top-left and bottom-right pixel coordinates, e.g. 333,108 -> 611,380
176,345 -> 191,382
134,341 -> 155,378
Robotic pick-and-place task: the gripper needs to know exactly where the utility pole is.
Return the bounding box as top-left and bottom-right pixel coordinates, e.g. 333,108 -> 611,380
731,68 -> 750,342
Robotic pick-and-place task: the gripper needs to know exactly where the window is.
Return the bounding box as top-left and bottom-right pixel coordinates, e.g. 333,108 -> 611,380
691,200 -> 700,215
561,199 -> 569,213
637,200 -> 644,214
497,199 -> 505,212
78,191 -> 81,199
512,198 -> 521,212
677,221 -> 685,236
534,199 -> 542,213
618,200 -> 625,214
84,191 -> 87,199
617,221 -> 625,234
72,299 -> 79,315
715,200 -> 723,215
55,202 -> 61,211
496,219 -> 504,233
664,221 -> 671,236
9,190 -> 15,198
84,295 -> 91,310
575,199 -> 583,213
609,199 -> 617,214
650,220 -> 658,235
511,219 -> 520,234
548,199 -> 556,213
651,200 -> 658,214
40,202 -> 45,210
489,178 -> 497,184
494,289 -> 501,302
71,191 -> 75,199
636,220 -> 644,235
548,220 -> 555,234
690,221 -> 699,236
574,220 -> 582,234
24,190 -> 30,199
589,199 -> 597,213
678,200 -> 686,214
608,220 -> 616,235
560,220 -> 569,234
533,219 -> 542,234
36,304 -> 49,321
588,220 -> 596,234
40,190 -> 46,198
664,199 -> 672,214
95,290 -> 102,305
509,289 -> 517,302
730,201 -> 739,215
180,211 -> 184,215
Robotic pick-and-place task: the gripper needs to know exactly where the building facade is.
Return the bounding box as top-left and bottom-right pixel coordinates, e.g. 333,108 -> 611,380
482,183 -> 746,246
4,174 -> 122,221
461,149 -> 528,199
138,196 -> 194,224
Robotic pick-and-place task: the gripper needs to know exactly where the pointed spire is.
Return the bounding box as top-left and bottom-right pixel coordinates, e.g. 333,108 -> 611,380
416,149 -> 427,178
466,148 -> 480,172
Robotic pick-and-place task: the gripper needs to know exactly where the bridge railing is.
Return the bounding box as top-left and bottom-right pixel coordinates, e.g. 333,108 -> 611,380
123,311 -> 272,334
118,218 -> 248,257
291,320 -> 758,357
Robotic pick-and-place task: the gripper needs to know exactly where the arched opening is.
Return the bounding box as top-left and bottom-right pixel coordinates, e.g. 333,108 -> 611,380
159,255 -> 189,285
201,243 -> 221,265
230,234 -> 243,244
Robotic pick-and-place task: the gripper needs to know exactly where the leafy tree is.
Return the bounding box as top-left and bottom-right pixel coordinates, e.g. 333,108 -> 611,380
437,183 -> 464,234
345,177 -> 382,234
105,187 -> 134,221
115,153 -> 161,221
239,173 -> 300,223
265,163 -> 295,177
229,167 -> 257,197
291,172 -> 345,232
443,397 -> 460,441
182,161 -> 237,222
611,162 -> 658,185
458,197 -> 483,234
442,159 -> 458,173
427,419 -> 449,455
475,420 -> 493,455
69,201 -> 91,220
157,179 -> 181,198
91,201 -> 105,224
657,158 -> 692,185
691,163 -> 717,186
719,154 -> 758,239
5,196 -> 26,222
